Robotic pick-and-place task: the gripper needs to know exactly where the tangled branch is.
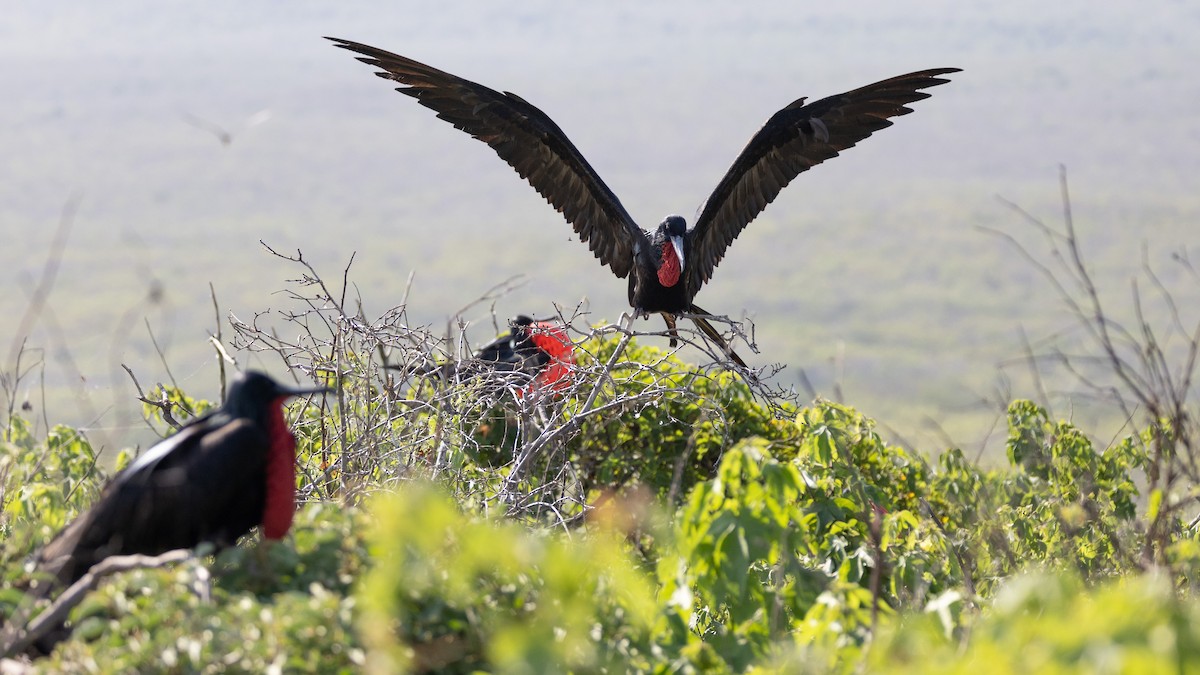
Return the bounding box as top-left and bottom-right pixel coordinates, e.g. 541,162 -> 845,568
224,244 -> 797,525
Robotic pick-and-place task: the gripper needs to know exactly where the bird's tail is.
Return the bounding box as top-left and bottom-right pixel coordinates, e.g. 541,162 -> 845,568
687,305 -> 748,368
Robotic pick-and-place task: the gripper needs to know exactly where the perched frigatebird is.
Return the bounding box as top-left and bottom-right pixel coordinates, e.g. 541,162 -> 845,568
417,315 -> 575,395
34,371 -> 330,589
329,37 -> 959,366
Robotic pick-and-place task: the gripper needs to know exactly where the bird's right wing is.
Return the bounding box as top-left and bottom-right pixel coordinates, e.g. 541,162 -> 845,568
329,38 -> 646,279
685,68 -> 960,296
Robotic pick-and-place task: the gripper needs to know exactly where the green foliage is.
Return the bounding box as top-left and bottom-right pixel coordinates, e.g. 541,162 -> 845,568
37,503 -> 368,673
566,337 -> 796,502
657,404 -> 961,672
990,400 -> 1143,580
866,573 -> 1199,674
6,342 -> 1200,672
664,442 -> 820,670
1,417 -> 106,646
358,484 -> 660,673
791,403 -> 958,607
140,383 -> 217,432
1,415 -> 104,585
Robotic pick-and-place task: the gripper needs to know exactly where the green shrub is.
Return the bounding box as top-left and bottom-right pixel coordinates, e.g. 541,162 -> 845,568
37,503 -> 368,673
866,572 -> 1199,674
357,484 -> 661,673
3,338 -> 1196,673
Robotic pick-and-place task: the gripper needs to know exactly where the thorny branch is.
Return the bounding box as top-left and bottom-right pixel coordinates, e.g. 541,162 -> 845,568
224,246 -> 797,525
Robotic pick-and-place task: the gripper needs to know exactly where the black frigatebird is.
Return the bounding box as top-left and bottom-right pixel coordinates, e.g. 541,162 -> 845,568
415,315 -> 575,395
329,38 -> 959,366
34,371 -> 330,590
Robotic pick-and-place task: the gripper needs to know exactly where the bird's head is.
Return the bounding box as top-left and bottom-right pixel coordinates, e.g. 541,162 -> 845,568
655,215 -> 687,286
507,315 -> 538,349
509,315 -> 536,331
222,371 -> 331,425
661,214 -> 687,238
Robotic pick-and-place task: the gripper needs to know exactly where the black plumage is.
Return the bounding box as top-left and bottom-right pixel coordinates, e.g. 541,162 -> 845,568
415,315 -> 574,394
467,315 -> 550,374
34,372 -> 329,589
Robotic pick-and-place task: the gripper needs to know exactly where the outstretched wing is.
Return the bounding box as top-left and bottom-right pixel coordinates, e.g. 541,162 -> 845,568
686,68 -> 960,295
329,37 -> 646,279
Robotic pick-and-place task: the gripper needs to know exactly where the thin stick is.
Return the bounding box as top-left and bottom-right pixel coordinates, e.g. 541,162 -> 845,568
144,319 -> 180,392
6,195 -> 79,372
209,283 -> 227,401
2,549 -> 193,658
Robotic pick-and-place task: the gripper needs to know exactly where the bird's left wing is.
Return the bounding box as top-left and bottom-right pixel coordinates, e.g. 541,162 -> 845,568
35,421 -> 215,585
685,68 -> 960,296
473,329 -> 520,366
329,38 -> 645,279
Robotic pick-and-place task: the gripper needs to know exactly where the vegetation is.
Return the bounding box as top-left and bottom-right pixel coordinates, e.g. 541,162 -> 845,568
3,326 -> 1199,671
3,189 -> 1199,671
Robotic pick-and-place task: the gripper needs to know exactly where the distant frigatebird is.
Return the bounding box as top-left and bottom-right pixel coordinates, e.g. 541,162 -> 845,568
329,38 -> 959,366
417,315 -> 575,396
35,371 -> 330,590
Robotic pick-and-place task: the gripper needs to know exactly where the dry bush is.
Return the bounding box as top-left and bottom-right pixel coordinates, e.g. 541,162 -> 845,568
225,244 -> 798,527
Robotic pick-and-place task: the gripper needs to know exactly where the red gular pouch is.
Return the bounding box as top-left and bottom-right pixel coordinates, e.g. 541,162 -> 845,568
657,241 -> 682,287
261,396 -> 298,540
518,322 -> 577,398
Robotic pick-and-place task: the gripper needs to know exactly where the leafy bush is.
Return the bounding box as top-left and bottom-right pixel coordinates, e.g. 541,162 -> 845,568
5,333 -> 1200,673
866,573 -> 1199,674
997,400 -> 1144,579
358,484 -> 660,673
1,415 -> 107,606
33,503 -> 368,673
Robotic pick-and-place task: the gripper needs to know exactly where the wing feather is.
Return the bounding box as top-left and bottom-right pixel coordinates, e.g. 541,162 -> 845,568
686,68 -> 960,295
36,420 -> 267,586
329,38 -> 645,279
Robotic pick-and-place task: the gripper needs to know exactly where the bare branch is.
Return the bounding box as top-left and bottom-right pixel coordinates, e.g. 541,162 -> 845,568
6,196 -> 79,373
225,243 -> 796,522
121,364 -> 185,432
1,549 -> 193,658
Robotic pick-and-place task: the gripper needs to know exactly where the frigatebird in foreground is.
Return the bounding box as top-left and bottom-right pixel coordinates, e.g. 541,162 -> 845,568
330,37 -> 959,366
35,371 -> 330,589
417,315 -> 575,396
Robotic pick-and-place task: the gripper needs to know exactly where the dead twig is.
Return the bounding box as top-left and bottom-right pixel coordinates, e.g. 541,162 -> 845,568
121,364 -> 186,432
1,549 -> 193,658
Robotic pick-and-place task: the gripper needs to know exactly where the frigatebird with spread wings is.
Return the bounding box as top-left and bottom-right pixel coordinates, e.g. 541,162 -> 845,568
329,37 -> 959,367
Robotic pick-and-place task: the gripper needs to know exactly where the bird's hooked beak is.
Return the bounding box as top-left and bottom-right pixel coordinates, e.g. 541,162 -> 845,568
670,235 -> 686,271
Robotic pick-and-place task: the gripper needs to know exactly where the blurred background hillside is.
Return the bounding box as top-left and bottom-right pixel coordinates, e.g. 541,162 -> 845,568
3,1 -> 1197,456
